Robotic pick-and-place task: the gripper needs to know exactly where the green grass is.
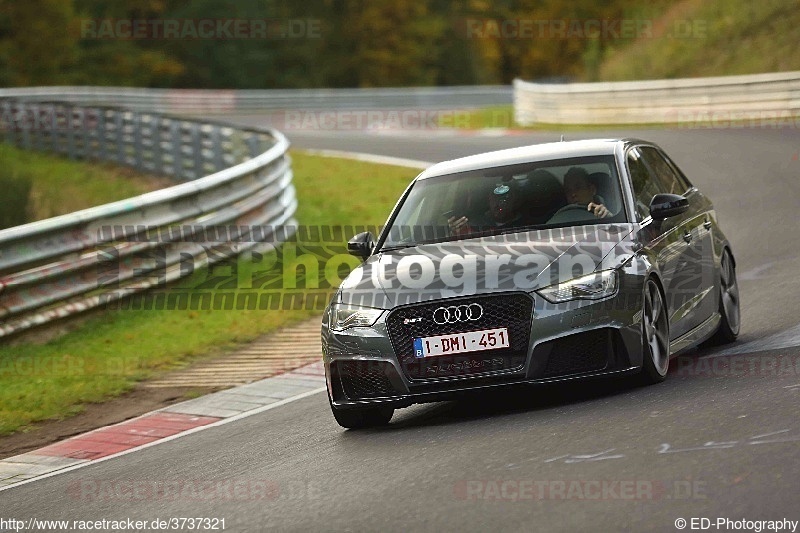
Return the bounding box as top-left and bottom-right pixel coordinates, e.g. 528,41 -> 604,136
0,143 -> 171,229
0,151 -> 417,436
290,152 -> 416,225
440,106 -> 517,130
597,0 -> 800,81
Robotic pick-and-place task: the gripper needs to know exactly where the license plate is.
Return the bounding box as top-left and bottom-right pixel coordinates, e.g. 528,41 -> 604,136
413,328 -> 510,358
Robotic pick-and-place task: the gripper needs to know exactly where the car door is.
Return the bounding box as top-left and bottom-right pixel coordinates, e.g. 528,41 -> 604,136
626,146 -> 693,342
638,146 -> 715,337
657,148 -> 718,325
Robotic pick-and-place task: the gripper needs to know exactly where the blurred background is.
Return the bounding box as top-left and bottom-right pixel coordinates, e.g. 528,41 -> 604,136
2,0 -> 798,89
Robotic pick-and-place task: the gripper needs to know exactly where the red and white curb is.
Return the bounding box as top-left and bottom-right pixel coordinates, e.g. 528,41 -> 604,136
0,362 -> 326,492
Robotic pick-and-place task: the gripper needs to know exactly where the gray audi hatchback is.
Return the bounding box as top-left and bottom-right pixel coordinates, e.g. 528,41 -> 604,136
322,139 -> 739,428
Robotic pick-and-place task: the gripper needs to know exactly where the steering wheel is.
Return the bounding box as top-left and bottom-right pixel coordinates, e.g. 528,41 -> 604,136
554,203 -> 590,214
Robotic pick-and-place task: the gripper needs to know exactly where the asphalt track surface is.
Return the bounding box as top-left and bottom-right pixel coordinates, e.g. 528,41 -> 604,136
3,124 -> 800,532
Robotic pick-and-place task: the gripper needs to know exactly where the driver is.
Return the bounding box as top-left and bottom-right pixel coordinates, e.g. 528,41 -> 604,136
448,182 -> 523,236
563,167 -> 611,218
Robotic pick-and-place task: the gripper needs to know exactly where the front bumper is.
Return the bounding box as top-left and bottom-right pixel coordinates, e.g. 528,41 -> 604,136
323,286 -> 645,409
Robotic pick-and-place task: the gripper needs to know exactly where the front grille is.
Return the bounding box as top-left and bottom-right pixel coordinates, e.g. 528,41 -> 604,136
540,329 -> 609,378
338,361 -> 397,399
386,293 -> 533,380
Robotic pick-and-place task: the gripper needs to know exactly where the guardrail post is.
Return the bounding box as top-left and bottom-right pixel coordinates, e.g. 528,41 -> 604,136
1,100 -> 14,146
30,103 -> 43,153
132,111 -> 143,170
211,125 -> 224,171
75,107 -> 87,159
191,123 -> 203,180
114,111 -> 125,165
19,102 -> 32,152
65,106 -> 76,159
246,135 -> 260,158
46,103 -> 57,154
55,104 -> 68,156
151,115 -> 163,175
97,109 -> 107,161
170,120 -> 182,179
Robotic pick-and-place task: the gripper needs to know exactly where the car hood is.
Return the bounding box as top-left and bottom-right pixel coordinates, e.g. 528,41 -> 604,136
337,223 -> 638,309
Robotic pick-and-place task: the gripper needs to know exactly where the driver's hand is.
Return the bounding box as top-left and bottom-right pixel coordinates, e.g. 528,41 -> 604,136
448,216 -> 470,235
587,202 -> 610,218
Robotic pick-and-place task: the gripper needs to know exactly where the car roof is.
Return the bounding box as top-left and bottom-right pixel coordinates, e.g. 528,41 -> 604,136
416,139 -> 638,180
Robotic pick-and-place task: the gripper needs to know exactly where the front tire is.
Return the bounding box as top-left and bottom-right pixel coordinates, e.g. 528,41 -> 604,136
639,278 -> 670,384
329,395 -> 393,429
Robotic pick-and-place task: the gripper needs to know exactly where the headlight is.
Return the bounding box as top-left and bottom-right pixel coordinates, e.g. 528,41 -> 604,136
536,270 -> 618,303
329,304 -> 384,331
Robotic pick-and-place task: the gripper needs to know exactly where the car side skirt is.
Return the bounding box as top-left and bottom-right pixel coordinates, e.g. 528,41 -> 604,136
669,311 -> 721,357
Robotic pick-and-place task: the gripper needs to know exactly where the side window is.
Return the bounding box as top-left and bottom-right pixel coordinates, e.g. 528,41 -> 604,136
639,146 -> 690,195
627,148 -> 662,221
660,151 -> 694,191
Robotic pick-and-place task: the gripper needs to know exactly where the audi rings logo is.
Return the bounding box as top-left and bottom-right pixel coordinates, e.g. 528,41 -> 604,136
432,303 -> 483,324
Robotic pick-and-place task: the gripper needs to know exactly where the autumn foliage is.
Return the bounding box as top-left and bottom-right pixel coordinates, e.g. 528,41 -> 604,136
0,0 -> 668,88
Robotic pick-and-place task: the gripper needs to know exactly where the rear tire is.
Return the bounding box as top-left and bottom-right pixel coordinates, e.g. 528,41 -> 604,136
329,395 -> 393,429
707,249 -> 740,345
639,278 -> 670,385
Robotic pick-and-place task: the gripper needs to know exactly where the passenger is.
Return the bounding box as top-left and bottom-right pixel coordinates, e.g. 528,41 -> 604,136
448,182 -> 523,236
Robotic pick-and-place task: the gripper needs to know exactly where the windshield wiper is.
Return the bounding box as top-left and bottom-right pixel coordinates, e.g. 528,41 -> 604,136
379,244 -> 420,252
491,224 -> 549,236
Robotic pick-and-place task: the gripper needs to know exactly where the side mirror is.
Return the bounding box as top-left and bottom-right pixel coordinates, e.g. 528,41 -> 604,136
347,232 -> 375,261
649,193 -> 689,219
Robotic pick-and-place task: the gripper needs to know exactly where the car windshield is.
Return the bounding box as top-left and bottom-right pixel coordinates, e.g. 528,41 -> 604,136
381,155 -> 626,249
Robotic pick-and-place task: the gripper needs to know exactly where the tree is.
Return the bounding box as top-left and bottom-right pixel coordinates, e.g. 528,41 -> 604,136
0,0 -> 79,85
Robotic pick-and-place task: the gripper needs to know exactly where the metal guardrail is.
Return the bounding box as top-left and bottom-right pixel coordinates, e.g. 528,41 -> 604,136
0,99 -> 297,338
514,71 -> 800,125
0,86 -> 513,114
